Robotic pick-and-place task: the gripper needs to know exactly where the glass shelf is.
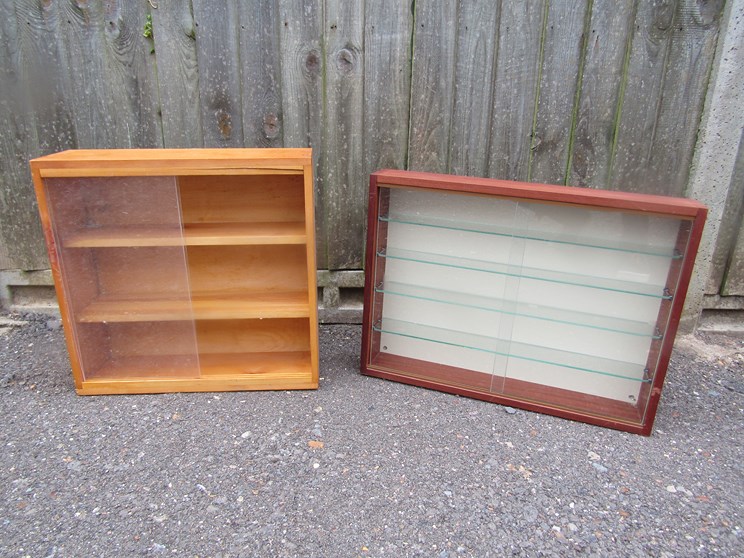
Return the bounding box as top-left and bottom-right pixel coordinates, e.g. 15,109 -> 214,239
373,318 -> 651,383
380,214 -> 681,259
375,281 -> 661,338
62,222 -> 307,247
378,247 -> 672,299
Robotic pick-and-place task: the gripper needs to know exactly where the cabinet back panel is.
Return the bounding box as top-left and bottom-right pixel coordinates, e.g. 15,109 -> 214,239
195,319 -> 310,353
178,175 -> 305,224
46,177 -> 182,228
186,245 -> 308,292
94,247 -> 193,297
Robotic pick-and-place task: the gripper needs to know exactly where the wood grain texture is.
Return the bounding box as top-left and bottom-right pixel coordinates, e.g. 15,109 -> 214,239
610,0 -> 723,195
448,0 -> 501,177
238,0 -> 283,148
150,0 -> 203,147
362,0 -> 412,182
529,0 -> 592,184
408,1 -> 458,173
278,0 -> 325,267
192,0 -> 243,147
103,1 -> 161,148
569,0 -> 636,188
323,0 -> 364,269
57,1 -> 114,147
0,0 -> 73,270
487,0 -> 547,181
645,0 -> 724,196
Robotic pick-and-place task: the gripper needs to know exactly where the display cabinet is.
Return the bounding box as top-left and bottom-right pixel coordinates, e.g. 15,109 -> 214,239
361,170 -> 706,434
31,149 -> 318,394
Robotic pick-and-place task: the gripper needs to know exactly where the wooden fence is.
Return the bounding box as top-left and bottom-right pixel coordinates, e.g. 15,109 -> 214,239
1,0 -> 741,310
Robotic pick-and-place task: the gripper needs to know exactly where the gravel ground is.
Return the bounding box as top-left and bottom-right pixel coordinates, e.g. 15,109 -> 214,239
0,312 -> 742,558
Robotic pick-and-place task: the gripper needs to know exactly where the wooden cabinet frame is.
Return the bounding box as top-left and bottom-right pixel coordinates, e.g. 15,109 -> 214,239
361,170 -> 707,435
31,149 -> 318,394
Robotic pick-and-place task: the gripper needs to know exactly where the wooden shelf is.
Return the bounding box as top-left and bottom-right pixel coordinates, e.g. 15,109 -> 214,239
77,291 -> 310,322
63,222 -> 307,247
31,148 -> 319,394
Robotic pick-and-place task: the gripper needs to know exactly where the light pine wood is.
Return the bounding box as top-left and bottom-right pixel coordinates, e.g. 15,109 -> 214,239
63,222 -> 307,248
30,148 -> 318,394
77,291 -> 310,322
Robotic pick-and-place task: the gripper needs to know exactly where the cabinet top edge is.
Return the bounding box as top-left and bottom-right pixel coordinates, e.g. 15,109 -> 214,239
371,169 -> 707,218
30,148 -> 312,167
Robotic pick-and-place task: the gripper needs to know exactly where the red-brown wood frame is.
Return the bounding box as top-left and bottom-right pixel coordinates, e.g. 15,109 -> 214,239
361,170 -> 707,435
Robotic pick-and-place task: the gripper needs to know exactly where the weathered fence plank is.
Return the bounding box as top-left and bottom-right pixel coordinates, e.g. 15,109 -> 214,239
322,1 -> 364,270
609,0 -> 722,195
0,0 -> 75,270
448,0 -> 501,177
529,0 -> 592,185
362,0 -> 412,175
568,0 -> 636,188
101,1 -> 161,148
192,0 -> 243,147
151,0 -> 203,148
237,0 -> 283,148
57,1 -> 116,147
278,0 -> 325,268
487,0 -> 547,181
645,0 -> 723,196
408,1 -> 458,173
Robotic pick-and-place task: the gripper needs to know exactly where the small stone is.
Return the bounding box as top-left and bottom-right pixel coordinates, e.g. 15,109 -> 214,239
313,462 -> 320,469
568,523 -> 578,532
151,543 -> 166,553
241,431 -> 252,438
666,485 -> 677,493
592,462 -> 608,473
444,490 -> 452,498
504,407 -> 517,414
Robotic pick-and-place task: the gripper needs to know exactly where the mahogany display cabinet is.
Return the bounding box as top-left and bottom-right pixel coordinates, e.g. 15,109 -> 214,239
361,170 -> 707,434
31,149 -> 318,395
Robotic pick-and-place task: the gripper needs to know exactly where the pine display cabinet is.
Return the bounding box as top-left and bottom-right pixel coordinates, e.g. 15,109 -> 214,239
361,170 -> 707,435
31,149 -> 318,395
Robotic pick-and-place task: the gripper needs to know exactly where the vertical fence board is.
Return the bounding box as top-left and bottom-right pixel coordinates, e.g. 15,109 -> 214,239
278,0 -> 325,268
568,0 -> 635,188
645,0 -> 723,196
363,0 -> 412,175
58,1 -> 116,147
238,0 -> 283,148
611,0 -> 723,195
192,0 -> 243,147
0,0 -> 76,270
448,0 -> 501,177
151,0 -> 203,148
529,1 -> 592,185
102,1 -> 161,148
408,1 -> 457,173
487,1 -> 546,181
323,0 -> 364,269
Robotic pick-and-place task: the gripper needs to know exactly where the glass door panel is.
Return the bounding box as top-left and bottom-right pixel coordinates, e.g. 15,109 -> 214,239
44,177 -> 199,381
